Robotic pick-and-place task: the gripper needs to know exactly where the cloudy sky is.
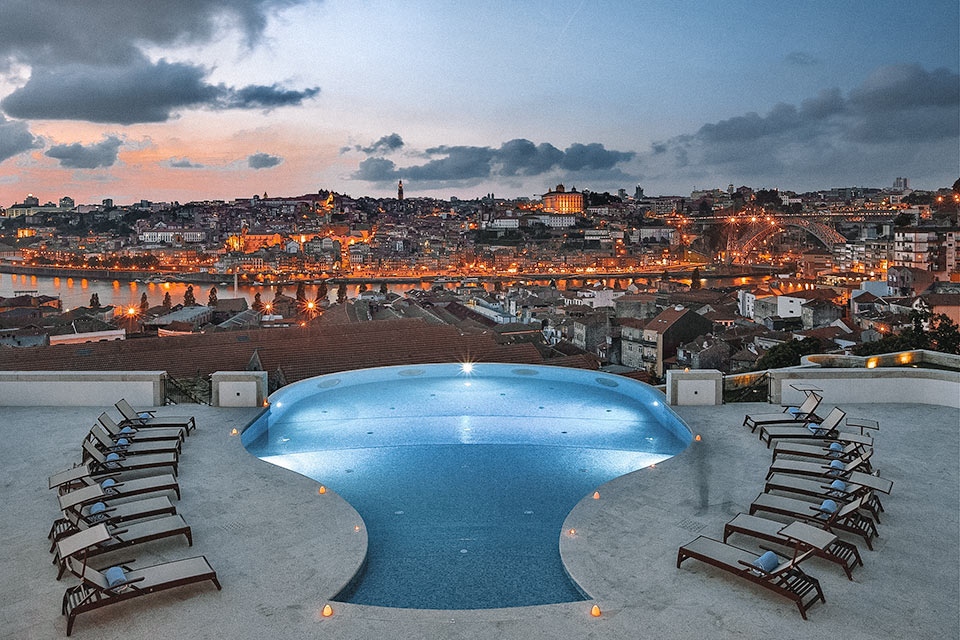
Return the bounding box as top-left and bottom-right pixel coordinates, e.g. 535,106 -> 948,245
0,0 -> 957,205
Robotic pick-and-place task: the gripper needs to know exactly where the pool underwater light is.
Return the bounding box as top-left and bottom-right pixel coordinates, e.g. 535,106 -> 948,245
461,362 -> 474,374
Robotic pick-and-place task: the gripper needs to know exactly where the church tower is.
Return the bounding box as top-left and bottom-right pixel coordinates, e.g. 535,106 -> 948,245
398,180 -> 404,201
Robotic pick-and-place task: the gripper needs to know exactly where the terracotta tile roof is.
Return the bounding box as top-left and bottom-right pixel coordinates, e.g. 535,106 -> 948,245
0,318 -> 549,382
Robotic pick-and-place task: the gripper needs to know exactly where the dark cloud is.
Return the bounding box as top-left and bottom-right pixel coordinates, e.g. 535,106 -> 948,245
0,115 -> 41,163
0,57 -> 319,124
784,52 -> 820,66
45,136 -> 122,169
167,157 -> 205,169
354,133 -> 405,154
0,0 -> 310,69
248,152 -> 282,169
644,63 -> 959,189
352,139 -> 634,183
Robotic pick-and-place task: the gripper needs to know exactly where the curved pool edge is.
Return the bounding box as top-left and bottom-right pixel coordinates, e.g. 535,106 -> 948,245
242,363 -> 694,610
237,409 -> 371,603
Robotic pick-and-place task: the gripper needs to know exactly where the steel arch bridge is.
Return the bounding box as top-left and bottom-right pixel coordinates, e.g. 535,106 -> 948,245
731,218 -> 845,254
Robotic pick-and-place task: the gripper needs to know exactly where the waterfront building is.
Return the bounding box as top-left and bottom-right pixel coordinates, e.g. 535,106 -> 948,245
542,184 -> 584,214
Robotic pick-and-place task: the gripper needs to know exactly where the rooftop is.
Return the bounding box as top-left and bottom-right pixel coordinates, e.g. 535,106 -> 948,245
2,398 -> 956,638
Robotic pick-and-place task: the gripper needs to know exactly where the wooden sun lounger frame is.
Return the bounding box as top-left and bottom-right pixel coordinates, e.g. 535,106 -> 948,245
749,494 -> 879,551
723,514 -> 863,580
676,536 -> 825,619
764,473 -> 884,523
88,423 -> 182,457
82,440 -> 179,476
743,393 -> 823,432
59,525 -> 218,636
115,399 -> 196,432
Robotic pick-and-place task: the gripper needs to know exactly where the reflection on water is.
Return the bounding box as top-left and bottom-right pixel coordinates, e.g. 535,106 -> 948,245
0,272 -> 780,311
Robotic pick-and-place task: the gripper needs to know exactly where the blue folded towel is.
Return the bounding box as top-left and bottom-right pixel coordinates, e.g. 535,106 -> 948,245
138,412 -> 151,419
116,438 -> 129,446
104,566 -> 127,589
829,442 -> 843,452
88,501 -> 106,515
819,499 -> 838,517
829,479 -> 846,492
753,550 -> 780,573
120,426 -> 135,434
827,459 -> 844,476
105,452 -> 121,462
100,478 -> 117,489
787,407 -> 800,416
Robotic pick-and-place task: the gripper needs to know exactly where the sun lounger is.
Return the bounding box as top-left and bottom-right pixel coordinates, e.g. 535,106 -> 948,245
723,514 -> 863,580
758,407 -> 852,447
58,524 -> 218,635
52,514 -> 193,580
676,531 -> 828,619
749,493 -> 879,550
772,440 -> 870,464
743,393 -> 822,432
99,412 -> 185,443
49,487 -> 177,543
764,473 -> 883,521
51,468 -> 180,500
115,399 -> 196,433
88,423 -> 181,457
82,440 -> 178,476
766,450 -> 875,480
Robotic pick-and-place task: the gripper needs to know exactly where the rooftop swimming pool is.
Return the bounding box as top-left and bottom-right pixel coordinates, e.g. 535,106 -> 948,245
242,363 -> 692,609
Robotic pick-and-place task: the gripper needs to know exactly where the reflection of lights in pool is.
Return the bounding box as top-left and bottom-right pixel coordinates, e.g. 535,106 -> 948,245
464,381 -> 472,386
652,401 -> 659,407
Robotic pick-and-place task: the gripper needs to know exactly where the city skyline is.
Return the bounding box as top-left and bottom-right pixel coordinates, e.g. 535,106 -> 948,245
0,0 -> 958,204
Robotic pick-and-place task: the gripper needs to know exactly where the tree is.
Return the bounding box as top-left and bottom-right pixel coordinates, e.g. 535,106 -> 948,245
337,282 -> 347,304
755,338 -> 823,370
931,314 -> 960,354
379,282 -> 388,296
295,282 -> 306,303
208,286 -> 218,307
139,292 -> 149,313
358,282 -> 368,293
893,212 -> 913,227
162,292 -> 172,309
317,280 -> 328,300
183,285 -> 196,306
690,267 -> 701,290
89,293 -> 100,308
252,292 -> 264,312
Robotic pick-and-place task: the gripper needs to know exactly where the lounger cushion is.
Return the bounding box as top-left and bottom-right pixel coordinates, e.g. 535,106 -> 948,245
105,453 -> 121,462
104,566 -> 127,588
819,499 -> 838,517
753,551 -> 780,573
120,426 -> 135,434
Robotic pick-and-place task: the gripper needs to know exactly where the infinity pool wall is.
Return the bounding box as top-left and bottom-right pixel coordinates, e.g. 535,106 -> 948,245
242,363 -> 691,609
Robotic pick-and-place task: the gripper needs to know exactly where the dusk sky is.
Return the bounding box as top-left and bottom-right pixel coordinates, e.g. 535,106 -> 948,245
0,0 -> 957,206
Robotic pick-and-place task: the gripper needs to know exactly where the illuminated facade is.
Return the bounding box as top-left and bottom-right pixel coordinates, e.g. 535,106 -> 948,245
542,184 -> 583,214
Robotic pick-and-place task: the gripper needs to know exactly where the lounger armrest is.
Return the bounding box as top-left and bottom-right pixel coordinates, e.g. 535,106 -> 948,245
113,559 -> 137,568
106,575 -> 145,594
111,528 -> 130,537
736,559 -> 762,573
137,409 -> 157,417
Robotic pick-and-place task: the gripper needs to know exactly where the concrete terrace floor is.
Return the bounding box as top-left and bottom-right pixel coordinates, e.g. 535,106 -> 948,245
0,401 -> 957,639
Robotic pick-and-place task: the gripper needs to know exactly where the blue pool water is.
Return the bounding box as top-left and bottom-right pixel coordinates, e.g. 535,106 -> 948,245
242,363 -> 691,609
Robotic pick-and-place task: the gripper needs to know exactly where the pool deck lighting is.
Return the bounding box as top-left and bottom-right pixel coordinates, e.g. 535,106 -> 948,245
590,605 -> 601,617
318,486 -> 327,494
592,491 -> 600,499
321,604 -> 333,617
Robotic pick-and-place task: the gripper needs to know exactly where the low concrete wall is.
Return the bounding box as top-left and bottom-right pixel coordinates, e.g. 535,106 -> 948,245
0,371 -> 165,406
770,367 -> 960,409
666,369 -> 723,406
211,371 -> 269,407
801,349 -> 960,370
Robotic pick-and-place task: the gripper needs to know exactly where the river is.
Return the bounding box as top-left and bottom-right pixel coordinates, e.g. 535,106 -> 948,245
0,272 -> 785,312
